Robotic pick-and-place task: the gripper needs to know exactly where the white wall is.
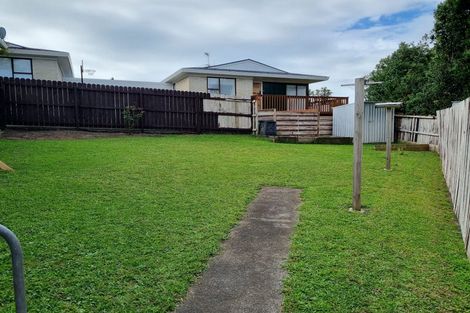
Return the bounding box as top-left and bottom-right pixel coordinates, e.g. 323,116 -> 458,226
333,102 -> 393,143
174,75 -> 253,99
235,77 -> 253,99
175,77 -> 190,90
32,59 -> 62,81
186,76 -> 206,93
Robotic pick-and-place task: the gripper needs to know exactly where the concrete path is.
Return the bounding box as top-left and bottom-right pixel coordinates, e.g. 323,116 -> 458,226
175,187 -> 301,313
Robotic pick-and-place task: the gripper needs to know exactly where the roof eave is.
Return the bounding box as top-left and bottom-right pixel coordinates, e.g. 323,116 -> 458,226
163,68 -> 329,84
7,48 -> 70,58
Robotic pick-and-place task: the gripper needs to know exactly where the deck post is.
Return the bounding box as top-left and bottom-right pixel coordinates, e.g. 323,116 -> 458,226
317,112 -> 320,137
352,77 -> 365,211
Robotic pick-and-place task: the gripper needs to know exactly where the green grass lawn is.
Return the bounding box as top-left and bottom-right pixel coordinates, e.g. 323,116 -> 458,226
0,134 -> 469,312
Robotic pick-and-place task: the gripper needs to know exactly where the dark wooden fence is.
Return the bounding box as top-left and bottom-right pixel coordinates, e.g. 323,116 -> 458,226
0,77 -> 227,133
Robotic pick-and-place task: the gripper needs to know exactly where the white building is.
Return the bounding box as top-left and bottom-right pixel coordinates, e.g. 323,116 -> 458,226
0,41 -> 73,81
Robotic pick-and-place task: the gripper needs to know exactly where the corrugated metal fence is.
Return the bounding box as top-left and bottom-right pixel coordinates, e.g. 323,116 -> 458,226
332,102 -> 392,143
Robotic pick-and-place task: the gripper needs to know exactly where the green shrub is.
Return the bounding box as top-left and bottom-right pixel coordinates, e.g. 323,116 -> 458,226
122,105 -> 144,132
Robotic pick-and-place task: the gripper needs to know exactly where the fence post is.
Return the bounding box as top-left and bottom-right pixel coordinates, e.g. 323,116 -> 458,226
0,79 -> 5,130
139,89 -> 144,133
317,112 -> 320,137
251,97 -> 255,134
0,224 -> 27,313
196,94 -> 203,133
74,83 -> 81,129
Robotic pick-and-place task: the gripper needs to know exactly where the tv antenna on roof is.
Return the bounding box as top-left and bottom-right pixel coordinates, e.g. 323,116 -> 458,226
80,60 -> 96,83
0,27 -> 6,40
204,52 -> 210,67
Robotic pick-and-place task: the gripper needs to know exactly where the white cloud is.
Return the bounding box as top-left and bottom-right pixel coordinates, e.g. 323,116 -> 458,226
1,0 -> 441,100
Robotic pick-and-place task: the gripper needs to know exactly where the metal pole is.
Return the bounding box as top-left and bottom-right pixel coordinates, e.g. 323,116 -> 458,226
352,77 -> 365,211
0,224 -> 27,313
80,60 -> 83,84
385,108 -> 393,170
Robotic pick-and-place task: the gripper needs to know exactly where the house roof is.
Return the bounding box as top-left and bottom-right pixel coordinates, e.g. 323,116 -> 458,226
2,41 -> 74,78
207,59 -> 288,73
163,59 -> 328,84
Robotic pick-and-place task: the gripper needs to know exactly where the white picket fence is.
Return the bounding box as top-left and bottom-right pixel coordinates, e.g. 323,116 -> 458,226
437,98 -> 470,258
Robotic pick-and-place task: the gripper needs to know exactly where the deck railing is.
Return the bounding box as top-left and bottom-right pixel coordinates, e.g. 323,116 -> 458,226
253,95 -> 348,114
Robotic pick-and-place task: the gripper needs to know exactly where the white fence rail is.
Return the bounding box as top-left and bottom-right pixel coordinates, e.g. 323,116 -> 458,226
437,98 -> 470,258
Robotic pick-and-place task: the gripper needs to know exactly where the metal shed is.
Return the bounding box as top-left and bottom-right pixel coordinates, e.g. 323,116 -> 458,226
333,102 -> 394,143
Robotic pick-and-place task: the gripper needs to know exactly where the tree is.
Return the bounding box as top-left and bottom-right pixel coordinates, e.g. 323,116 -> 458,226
366,0 -> 469,114
367,42 -> 433,114
310,87 -> 332,97
428,0 -> 470,109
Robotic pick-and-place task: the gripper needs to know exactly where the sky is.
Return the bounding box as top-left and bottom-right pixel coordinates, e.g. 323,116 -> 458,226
1,0 -> 441,100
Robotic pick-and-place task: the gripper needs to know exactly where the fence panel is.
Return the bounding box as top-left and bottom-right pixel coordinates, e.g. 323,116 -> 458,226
437,98 -> 470,258
395,115 -> 439,145
0,77 -> 245,133
203,98 -> 252,132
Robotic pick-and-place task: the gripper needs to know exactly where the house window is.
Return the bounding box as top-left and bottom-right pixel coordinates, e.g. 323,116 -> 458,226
207,77 -> 235,97
0,58 -> 13,77
286,84 -> 307,96
0,57 -> 33,79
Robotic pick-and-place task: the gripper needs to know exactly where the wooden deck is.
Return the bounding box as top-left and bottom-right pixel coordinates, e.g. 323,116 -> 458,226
253,95 -> 348,115
257,110 -> 333,137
